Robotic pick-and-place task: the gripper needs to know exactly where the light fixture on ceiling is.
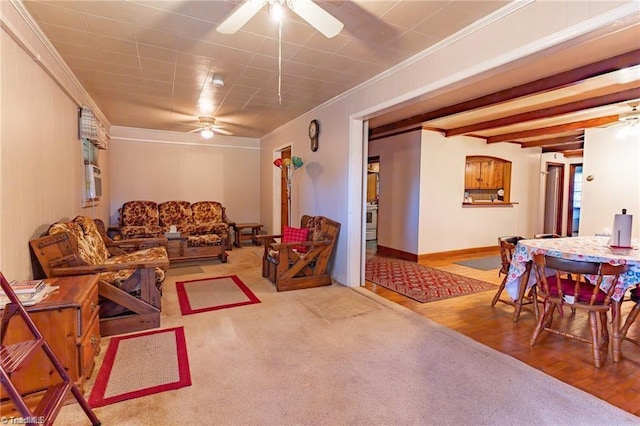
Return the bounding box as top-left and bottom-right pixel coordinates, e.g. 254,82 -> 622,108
212,74 -> 224,87
270,0 -> 285,22
618,105 -> 640,125
201,125 -> 214,140
616,103 -> 640,138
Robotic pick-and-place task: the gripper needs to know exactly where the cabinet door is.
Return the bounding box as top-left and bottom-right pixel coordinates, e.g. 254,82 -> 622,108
492,162 -> 504,189
465,162 -> 482,189
479,161 -> 495,189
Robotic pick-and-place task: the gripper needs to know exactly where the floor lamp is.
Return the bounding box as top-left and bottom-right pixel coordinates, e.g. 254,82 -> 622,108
274,156 -> 304,226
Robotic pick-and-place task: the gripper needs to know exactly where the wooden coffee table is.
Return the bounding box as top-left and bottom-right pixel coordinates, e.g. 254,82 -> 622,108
233,223 -> 263,247
166,233 -> 227,262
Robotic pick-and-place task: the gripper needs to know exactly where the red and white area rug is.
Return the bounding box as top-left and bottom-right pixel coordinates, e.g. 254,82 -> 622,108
88,327 -> 191,408
176,275 -> 261,315
366,256 -> 496,303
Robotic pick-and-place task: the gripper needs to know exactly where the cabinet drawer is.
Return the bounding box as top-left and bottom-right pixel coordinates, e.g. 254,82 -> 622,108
80,315 -> 101,380
79,284 -> 99,337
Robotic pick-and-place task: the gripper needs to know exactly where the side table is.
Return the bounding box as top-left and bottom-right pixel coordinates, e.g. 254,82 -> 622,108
0,275 -> 100,411
233,223 -> 263,247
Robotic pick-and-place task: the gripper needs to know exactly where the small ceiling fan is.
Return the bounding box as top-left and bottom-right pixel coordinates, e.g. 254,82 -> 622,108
217,0 -> 344,38
188,116 -> 233,139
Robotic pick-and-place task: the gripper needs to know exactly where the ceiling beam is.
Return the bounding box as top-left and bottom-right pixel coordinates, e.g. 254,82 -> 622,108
486,115 -> 619,143
445,87 -> 640,136
561,149 -> 585,157
521,134 -> 584,148
542,142 -> 584,152
369,49 -> 640,136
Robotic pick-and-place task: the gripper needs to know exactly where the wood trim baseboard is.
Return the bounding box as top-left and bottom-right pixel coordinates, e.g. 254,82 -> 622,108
375,244 -> 499,262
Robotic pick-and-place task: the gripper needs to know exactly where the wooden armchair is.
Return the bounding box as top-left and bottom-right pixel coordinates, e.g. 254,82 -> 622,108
259,215 -> 340,292
29,216 -> 169,336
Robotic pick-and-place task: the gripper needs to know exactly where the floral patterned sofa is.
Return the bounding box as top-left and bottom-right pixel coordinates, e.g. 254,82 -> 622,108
29,215 -> 169,336
117,200 -> 232,262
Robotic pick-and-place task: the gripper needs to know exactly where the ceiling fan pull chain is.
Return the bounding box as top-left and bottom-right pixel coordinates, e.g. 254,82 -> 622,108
278,19 -> 282,105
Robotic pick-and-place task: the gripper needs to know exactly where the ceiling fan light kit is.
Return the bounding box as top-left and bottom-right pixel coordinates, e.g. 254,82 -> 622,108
217,0 -> 343,38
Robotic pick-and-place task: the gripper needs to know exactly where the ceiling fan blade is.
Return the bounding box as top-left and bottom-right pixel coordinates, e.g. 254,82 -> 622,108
217,0 -> 268,34
288,0 -> 343,38
187,128 -> 202,134
213,127 -> 234,136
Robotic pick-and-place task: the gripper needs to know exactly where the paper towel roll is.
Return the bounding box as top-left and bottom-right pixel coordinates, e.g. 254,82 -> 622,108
609,213 -> 632,248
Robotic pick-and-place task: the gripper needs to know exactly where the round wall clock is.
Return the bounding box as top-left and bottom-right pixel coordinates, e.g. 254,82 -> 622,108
309,119 -> 319,152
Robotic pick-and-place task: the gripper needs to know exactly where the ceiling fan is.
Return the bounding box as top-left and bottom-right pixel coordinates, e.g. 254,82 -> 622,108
217,0 -> 344,38
188,117 -> 233,139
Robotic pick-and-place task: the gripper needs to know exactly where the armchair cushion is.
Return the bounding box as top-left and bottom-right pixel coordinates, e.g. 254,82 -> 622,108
282,226 -> 309,253
119,201 -> 163,238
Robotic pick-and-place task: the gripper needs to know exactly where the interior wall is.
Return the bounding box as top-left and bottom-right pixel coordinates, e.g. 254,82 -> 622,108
419,131 -> 541,253
580,126 -> 640,237
368,131 -> 422,255
0,30 -> 110,280
108,126 -> 261,226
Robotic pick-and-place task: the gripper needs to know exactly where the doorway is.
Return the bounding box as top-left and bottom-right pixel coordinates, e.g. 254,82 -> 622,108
543,163 -> 564,236
567,164 -> 583,236
280,147 -> 291,232
366,157 -> 379,254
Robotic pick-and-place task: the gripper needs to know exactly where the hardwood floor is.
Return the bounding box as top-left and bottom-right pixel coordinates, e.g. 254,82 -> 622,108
364,250 -> 640,416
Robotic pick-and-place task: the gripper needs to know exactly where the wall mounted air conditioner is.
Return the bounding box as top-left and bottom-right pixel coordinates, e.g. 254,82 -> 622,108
85,164 -> 102,199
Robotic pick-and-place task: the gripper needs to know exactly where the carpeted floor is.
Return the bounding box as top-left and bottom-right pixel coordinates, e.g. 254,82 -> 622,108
165,265 -> 204,277
366,256 -> 496,302
57,246 -> 639,425
454,255 -> 502,271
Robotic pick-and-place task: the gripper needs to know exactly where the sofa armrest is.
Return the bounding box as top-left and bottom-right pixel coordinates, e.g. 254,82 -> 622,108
50,258 -> 169,276
109,236 -> 168,248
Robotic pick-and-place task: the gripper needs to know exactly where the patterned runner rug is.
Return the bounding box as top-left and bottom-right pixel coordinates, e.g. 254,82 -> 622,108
176,275 -> 261,315
88,327 -> 191,408
366,256 -> 496,302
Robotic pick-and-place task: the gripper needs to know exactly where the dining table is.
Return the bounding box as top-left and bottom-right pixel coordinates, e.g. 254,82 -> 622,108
504,235 -> 640,362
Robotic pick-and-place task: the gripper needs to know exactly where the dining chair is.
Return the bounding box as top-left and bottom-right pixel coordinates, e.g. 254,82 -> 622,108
533,233 -> 561,239
492,236 -> 538,320
612,286 -> 640,361
529,253 -> 630,368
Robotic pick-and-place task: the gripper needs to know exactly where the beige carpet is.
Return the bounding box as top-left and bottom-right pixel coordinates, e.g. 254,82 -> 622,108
57,246 -> 639,425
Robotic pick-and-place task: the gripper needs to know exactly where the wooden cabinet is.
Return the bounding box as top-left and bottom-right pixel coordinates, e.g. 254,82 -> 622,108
0,275 -> 100,404
465,157 -> 506,190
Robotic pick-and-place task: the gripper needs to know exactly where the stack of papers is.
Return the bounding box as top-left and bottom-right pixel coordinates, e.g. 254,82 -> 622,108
0,280 -> 57,309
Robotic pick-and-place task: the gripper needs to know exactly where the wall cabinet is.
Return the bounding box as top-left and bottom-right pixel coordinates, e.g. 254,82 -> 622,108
465,157 -> 506,190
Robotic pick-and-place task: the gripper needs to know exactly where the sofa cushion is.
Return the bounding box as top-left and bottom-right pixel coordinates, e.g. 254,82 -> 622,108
191,201 -> 224,224
187,234 -> 222,247
191,222 -> 229,236
158,201 -> 194,233
120,201 -> 163,238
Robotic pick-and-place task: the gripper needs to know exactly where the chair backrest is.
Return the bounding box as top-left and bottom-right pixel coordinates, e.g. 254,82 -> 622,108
120,201 -> 160,227
498,236 -> 523,276
534,233 -> 561,239
158,201 -> 194,233
48,216 -> 110,265
532,253 -> 629,306
191,201 -> 225,224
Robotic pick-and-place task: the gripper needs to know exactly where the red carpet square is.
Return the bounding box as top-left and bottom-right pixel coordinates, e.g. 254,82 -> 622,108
176,275 -> 260,315
88,327 -> 191,408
